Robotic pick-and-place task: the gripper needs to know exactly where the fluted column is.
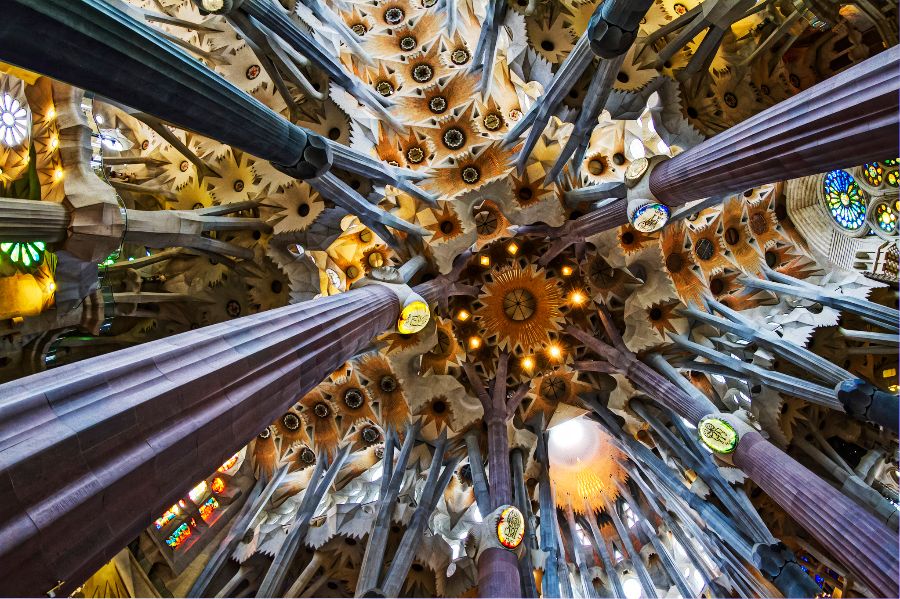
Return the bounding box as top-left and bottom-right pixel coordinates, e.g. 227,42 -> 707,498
0,198 -> 69,244
467,353 -> 522,598
0,285 -> 400,596
575,321 -> 900,596
649,46 -> 899,206
2,0 -> 311,170
561,45 -> 898,234
733,432 -> 899,596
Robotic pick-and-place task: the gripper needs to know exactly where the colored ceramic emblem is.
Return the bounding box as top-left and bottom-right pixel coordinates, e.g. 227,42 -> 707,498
397,299 -> 430,334
627,198 -> 670,232
496,506 -> 525,550
698,416 -> 738,454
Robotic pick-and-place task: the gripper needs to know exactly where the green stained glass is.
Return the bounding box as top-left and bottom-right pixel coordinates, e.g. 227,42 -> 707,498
823,170 -> 866,231
862,162 -> 883,186
887,170 -> 898,188
0,240 -> 45,270
883,158 -> 899,167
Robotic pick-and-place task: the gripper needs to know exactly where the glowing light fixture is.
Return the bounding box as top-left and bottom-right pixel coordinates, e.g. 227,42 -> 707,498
548,344 -> 562,359
569,290 -> 586,306
506,241 -> 519,255
480,255 -> 491,267
468,336 -> 482,350
561,265 -> 573,276
521,356 -> 535,370
456,309 -> 470,322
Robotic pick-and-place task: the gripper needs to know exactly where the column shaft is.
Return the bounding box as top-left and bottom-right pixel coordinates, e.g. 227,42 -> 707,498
733,432 -> 899,596
2,0 -> 308,168
0,198 -> 69,244
479,415 -> 521,598
563,45 -> 899,233
650,46 -> 899,207
0,286 -> 399,596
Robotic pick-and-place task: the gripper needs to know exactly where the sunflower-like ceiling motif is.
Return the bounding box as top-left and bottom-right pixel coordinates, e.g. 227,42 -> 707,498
475,265 -> 564,353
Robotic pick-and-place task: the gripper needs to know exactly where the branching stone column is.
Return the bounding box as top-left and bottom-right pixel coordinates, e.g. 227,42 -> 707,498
612,481 -> 693,598
733,431 -> 899,595
533,424 -> 561,598
563,500 -> 597,598
604,495 -> 657,599
0,280 -> 416,596
2,0 -> 427,243
573,313 -> 900,597
255,445 -> 351,597
511,448 -> 539,598
579,506 -> 624,599
647,45 -> 899,207
462,353 -> 527,598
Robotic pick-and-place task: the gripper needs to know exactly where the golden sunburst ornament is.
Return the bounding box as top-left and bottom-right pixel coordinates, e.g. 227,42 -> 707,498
476,265 -> 563,352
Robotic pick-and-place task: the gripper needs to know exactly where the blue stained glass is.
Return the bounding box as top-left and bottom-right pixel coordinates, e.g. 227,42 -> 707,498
823,170 -> 866,230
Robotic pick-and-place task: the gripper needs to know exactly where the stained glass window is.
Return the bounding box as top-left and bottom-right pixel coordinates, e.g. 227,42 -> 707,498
165,523 -> 192,548
154,504 -> 181,530
199,497 -> 219,522
1,241 -> 45,269
874,203 -> 897,234
211,477 -> 226,494
887,170 -> 898,188
218,454 -> 239,472
883,158 -> 899,166
862,163 -> 883,186
188,481 -> 208,504
823,170 -> 866,230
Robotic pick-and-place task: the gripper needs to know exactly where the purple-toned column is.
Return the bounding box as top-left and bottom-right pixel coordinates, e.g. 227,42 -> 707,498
649,45 -> 898,207
559,45 -> 898,235
0,286 -> 400,596
569,315 -> 900,596
733,432 -> 899,596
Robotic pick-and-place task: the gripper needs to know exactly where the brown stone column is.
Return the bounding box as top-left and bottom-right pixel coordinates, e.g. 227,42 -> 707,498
733,432 -> 899,596
0,285 -> 399,596
463,355 -> 523,598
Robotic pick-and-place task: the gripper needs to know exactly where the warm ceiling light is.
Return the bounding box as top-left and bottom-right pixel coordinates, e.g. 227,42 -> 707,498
521,356 -> 535,370
480,255 -> 491,267
506,241 -> 519,255
570,291 -> 586,306
548,344 -> 562,359
46,106 -> 55,120
468,336 -> 482,350
53,168 -> 63,181
456,309 -> 470,322
561,265 -> 573,276
49,137 -> 58,150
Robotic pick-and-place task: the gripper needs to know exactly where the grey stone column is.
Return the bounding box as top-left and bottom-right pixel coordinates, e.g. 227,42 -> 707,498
0,199 -> 69,244
0,285 -> 400,596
